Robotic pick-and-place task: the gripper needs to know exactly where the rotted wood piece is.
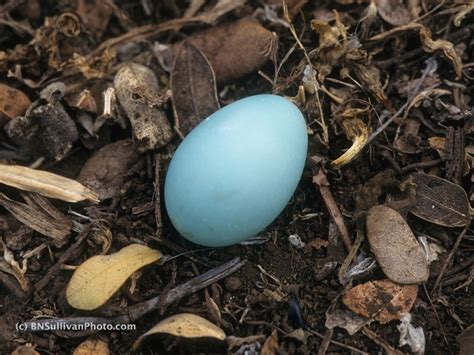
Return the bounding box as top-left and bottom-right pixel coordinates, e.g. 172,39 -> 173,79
114,63 -> 173,152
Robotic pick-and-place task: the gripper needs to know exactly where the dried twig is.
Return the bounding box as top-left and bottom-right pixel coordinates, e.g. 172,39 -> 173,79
364,57 -> 437,148
312,169 -> 352,251
22,257 -> 245,336
431,223 -> 470,294
35,225 -> 91,292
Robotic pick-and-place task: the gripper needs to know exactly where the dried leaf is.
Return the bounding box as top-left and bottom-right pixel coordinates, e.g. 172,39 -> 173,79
367,205 -> 429,284
78,139 -> 140,200
114,63 -> 173,152
350,61 -> 389,106
73,339 -> 110,355
64,51 -> 116,79
132,313 -> 226,350
0,164 -> 99,203
409,173 -> 471,227
184,17 -> 276,84
369,23 -> 463,79
261,330 -> 279,355
342,279 -> 418,324
171,42 -> 219,136
76,0 -> 114,39
376,0 -> 412,26
0,84 -> 31,127
428,137 -> 446,159
66,244 -> 162,310
11,344 -> 40,355
325,308 -> 370,335
457,324 -> 474,355
0,12 -> 81,72
0,239 -> 28,291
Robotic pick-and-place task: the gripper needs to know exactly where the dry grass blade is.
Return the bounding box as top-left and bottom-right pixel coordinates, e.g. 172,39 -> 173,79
0,164 -> 99,203
0,193 -> 72,243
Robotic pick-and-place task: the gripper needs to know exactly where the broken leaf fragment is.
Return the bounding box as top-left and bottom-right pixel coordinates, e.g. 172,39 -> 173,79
0,84 -> 31,127
409,173 -> 471,227
375,0 -> 412,26
342,279 -> 418,324
66,244 -> 162,310
132,313 -> 225,350
171,41 -> 219,136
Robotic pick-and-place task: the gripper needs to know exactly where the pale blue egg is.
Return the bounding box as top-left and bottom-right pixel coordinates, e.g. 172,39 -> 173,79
164,94 -> 308,247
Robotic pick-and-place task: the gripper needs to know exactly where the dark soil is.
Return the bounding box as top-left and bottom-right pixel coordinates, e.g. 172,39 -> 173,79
0,1 -> 473,354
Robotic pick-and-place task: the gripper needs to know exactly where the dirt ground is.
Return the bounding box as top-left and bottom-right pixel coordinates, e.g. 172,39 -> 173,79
0,1 -> 473,354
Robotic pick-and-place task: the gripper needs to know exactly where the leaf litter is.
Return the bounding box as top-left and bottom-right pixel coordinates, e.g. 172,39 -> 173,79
0,1 -> 472,354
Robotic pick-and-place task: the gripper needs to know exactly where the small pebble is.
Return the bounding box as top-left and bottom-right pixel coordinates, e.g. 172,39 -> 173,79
225,276 -> 243,292
288,234 -> 306,249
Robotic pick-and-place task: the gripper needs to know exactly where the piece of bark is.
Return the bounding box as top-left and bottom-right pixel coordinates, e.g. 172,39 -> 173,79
171,42 -> 219,136
78,139 -> 140,200
366,205 -> 429,284
181,17 -> 276,84
114,63 -> 173,152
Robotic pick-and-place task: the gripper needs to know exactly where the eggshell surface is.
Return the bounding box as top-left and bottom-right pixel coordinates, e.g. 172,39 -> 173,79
164,94 -> 307,247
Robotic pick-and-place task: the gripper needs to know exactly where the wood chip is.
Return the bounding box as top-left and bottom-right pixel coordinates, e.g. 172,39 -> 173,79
114,63 -> 173,152
0,164 -> 99,203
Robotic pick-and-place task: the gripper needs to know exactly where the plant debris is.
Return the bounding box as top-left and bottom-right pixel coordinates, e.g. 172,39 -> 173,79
66,244 -> 162,310
366,205 -> 429,284
0,1 -> 472,354
342,279 -> 418,324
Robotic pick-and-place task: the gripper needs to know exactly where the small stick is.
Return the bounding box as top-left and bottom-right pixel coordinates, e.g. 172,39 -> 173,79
317,329 -> 333,355
35,225 -> 91,292
21,257 -> 245,336
305,329 -> 368,355
431,224 -> 470,294
364,57 -> 436,147
312,169 -> 352,251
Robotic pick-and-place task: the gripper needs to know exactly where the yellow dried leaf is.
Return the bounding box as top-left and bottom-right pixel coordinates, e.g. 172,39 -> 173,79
0,164 -> 99,203
73,339 -> 109,355
132,313 -> 225,350
66,244 -> 162,310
